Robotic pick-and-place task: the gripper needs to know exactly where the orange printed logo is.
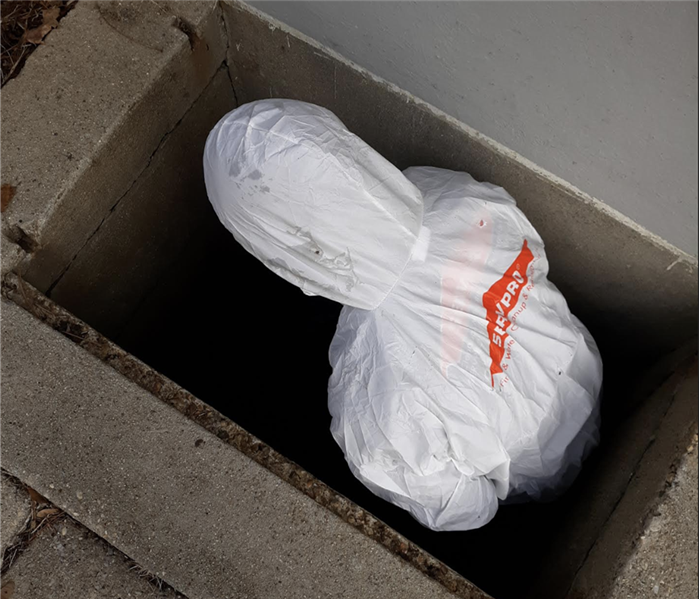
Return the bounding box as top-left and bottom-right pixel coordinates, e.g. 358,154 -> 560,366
483,240 -> 534,386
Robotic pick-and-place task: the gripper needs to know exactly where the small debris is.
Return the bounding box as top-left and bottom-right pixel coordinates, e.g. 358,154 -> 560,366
36,507 -> 61,519
1,185 -> 16,213
665,258 -> 681,271
42,6 -> 60,28
26,486 -> 48,506
0,580 -> 15,599
20,5 -> 61,45
76,490 -> 84,500
22,22 -> 52,45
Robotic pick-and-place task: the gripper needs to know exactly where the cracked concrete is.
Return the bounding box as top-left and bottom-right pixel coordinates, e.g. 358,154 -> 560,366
609,447 -> 698,599
0,474 -> 31,563
2,516 -> 183,599
47,68 -> 235,339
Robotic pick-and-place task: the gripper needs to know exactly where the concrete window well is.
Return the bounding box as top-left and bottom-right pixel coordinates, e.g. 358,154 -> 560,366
1,3 -> 697,599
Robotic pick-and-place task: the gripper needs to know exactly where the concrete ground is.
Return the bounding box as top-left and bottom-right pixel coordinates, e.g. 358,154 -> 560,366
1,298 -> 477,599
609,442 -> 698,599
1,475 -> 181,599
6,520 -> 180,599
1,475 -> 31,563
2,428 -> 697,599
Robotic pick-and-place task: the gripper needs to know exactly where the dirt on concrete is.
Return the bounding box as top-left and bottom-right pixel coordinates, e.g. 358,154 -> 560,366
0,474 -> 31,564
1,472 -> 66,575
2,515 -> 182,599
609,438 -> 699,599
1,0 -> 76,86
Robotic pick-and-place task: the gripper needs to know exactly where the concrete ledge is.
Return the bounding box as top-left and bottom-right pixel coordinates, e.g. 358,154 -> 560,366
1,0 -> 226,292
48,68 -> 235,339
0,298 -> 483,599
565,365 -> 699,599
609,444 -> 698,599
3,274 -> 488,599
521,353 -> 698,599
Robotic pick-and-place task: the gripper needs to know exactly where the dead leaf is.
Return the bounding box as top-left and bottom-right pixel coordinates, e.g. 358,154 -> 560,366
1,580 -> 15,599
27,486 -> 48,505
42,6 -> 60,29
21,7 -> 61,46
36,508 -> 61,519
22,23 -> 53,45
1,185 -> 16,212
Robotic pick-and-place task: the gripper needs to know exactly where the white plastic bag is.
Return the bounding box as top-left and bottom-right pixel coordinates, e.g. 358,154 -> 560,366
204,99 -> 423,310
204,100 -> 603,532
329,166 -> 602,531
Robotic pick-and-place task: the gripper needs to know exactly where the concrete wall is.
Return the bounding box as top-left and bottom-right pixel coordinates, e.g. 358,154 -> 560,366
251,1 -> 698,256
224,1 -> 697,363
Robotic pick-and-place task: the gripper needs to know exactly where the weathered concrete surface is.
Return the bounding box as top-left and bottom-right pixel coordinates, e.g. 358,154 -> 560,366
48,69 -> 235,339
0,474 -> 31,559
252,2 -> 699,256
3,274 -> 481,598
223,0 -> 697,361
526,351 -> 698,599
609,446 -> 698,599
1,0 -> 226,292
0,300 -> 480,599
0,235 -> 27,277
2,517 -> 181,599
564,366 -> 699,599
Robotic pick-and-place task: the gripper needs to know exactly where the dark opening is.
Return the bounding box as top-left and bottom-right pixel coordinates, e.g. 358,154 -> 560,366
110,204 -> 649,599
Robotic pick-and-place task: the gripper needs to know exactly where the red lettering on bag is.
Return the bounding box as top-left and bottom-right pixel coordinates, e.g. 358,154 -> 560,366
483,240 -> 534,386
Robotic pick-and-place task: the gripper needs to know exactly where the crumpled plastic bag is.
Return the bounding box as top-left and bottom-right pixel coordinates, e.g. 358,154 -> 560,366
204,99 -> 603,532
329,166 -> 602,531
204,98 -> 424,310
